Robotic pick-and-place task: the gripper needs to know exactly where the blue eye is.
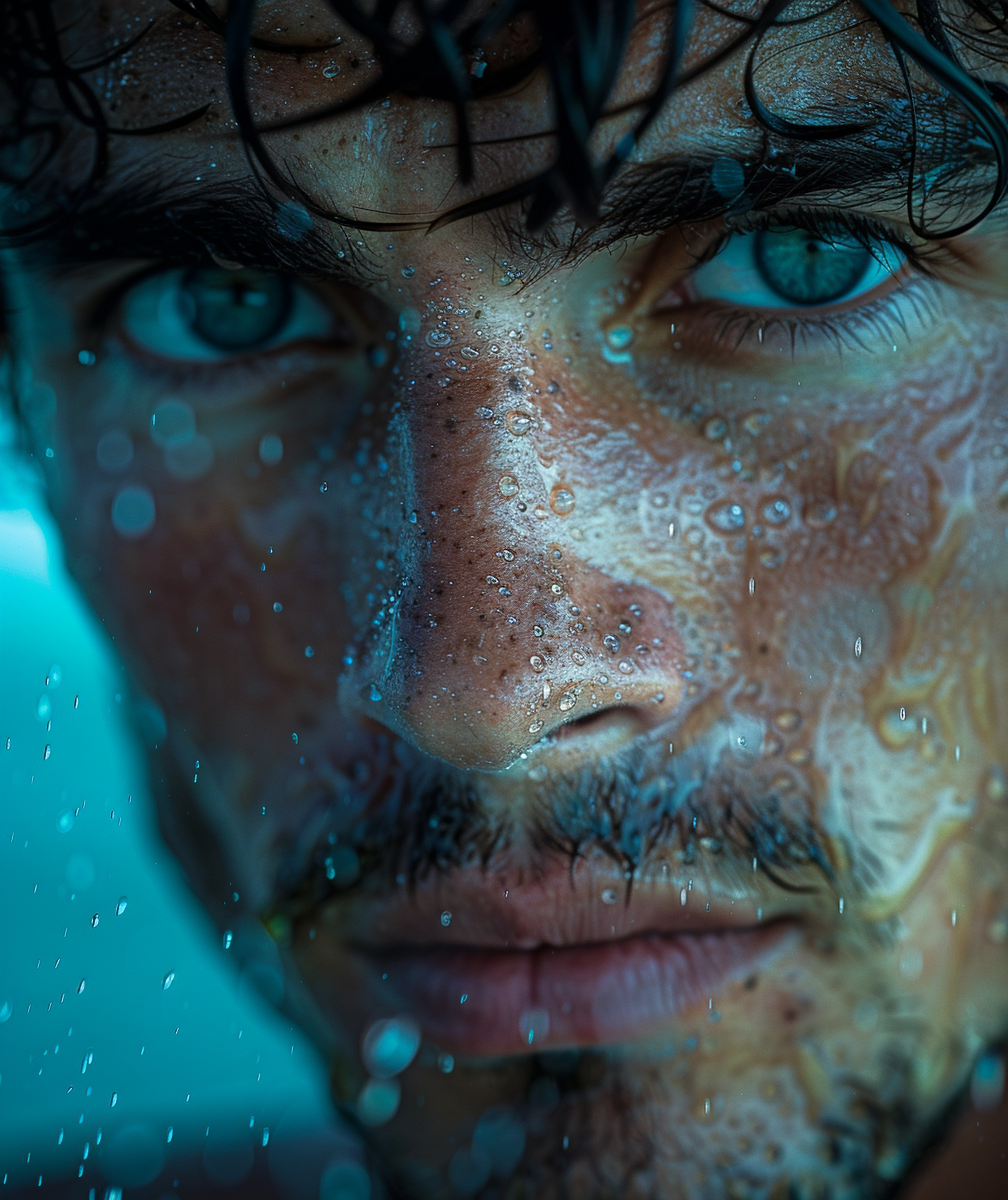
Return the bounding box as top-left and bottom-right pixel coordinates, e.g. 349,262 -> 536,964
692,228 -> 902,309
121,267 -> 339,361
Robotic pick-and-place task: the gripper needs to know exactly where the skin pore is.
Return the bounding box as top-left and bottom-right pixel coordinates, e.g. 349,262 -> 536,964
4,0 -> 1008,1196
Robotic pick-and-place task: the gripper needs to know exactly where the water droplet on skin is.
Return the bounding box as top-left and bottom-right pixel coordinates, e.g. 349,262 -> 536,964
606,325 -> 634,350
854,636 -> 862,658
528,719 -> 544,734
550,486 -> 576,516
322,61 -> 340,77
704,417 -> 728,440
461,346 -> 479,359
441,911 -> 452,927
505,409 -> 534,437
571,650 -> 586,666
603,635 -> 620,653
706,500 -> 746,533
617,660 -> 634,674
162,971 -> 175,990
550,583 -> 564,595
529,655 -> 545,672
498,474 -> 519,497
116,897 -> 127,916
601,888 -> 618,905
426,329 -> 452,347
762,498 -> 791,525
804,497 -> 837,527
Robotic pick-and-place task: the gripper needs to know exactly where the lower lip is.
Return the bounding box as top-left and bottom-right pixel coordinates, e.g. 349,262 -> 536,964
371,927 -> 789,1055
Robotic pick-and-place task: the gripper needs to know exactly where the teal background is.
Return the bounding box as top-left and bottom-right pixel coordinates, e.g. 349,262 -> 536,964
0,421 -> 341,1193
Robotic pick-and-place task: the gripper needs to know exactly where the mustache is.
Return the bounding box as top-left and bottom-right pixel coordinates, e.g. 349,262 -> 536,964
271,729 -> 836,920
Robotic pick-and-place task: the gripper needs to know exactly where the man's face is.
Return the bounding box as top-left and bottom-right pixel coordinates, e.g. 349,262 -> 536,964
6,1 -> 1008,1194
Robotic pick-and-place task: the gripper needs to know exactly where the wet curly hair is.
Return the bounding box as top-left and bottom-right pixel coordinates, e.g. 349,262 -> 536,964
1,0 -> 1008,242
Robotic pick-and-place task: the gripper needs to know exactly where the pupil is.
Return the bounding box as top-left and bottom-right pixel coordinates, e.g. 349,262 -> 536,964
754,229 -> 871,306
181,268 -> 292,350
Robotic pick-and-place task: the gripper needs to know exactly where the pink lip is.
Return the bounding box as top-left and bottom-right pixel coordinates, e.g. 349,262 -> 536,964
372,926 -> 791,1055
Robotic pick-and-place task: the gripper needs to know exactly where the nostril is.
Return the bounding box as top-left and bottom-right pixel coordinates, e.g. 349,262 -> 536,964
551,704 -> 654,747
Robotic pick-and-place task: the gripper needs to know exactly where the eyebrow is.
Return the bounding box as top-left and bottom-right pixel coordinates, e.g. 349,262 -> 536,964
20,97 -> 1000,279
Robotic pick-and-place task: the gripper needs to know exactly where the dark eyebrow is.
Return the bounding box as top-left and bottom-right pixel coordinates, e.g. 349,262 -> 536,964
20,176 -> 370,280
20,93 -> 999,281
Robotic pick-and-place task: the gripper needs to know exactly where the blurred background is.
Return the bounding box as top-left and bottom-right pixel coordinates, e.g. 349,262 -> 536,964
0,413 -> 1005,1199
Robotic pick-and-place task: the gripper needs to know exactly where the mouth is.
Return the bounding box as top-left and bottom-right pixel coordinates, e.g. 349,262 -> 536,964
333,863 -> 800,1057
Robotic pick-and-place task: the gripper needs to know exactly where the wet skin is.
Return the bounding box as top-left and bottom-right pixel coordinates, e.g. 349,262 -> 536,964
5,1 -> 1008,1196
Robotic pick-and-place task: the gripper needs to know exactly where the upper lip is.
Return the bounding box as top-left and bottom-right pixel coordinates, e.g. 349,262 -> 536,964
336,854 -> 772,953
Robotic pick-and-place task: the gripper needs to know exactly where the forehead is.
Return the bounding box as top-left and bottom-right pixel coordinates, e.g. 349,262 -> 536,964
48,0 -> 896,228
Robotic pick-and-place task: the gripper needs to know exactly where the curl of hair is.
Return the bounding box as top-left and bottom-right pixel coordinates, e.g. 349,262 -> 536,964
2,0 -> 1008,241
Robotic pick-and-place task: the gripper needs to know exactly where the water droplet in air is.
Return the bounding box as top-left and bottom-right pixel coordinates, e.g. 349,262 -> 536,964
361,1015 -> 422,1079
223,930 -> 233,950
438,1051 -> 455,1074
601,888 -> 618,905
900,707 -> 906,721
854,636 -> 862,658
77,979 -> 86,994
550,486 -> 575,516
91,913 -> 99,928
680,887 -> 688,905
36,695 -> 51,721
116,897 -> 127,916
440,911 -> 452,927
111,486 -> 155,539
0,1000 -> 11,1023
258,433 -> 283,465
162,971 -> 175,990
520,1008 -> 550,1045
498,474 -> 519,497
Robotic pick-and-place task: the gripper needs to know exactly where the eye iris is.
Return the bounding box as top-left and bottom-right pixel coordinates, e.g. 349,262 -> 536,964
754,229 -> 871,306
181,268 -> 292,350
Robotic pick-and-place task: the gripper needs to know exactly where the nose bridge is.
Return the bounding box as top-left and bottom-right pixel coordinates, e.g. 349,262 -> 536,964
353,375 -> 684,770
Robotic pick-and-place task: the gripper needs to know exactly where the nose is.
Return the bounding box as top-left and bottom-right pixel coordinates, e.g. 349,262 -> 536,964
341,368 -> 685,771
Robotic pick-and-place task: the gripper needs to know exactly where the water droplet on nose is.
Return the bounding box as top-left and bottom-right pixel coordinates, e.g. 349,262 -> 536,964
161,971 -> 175,990
550,583 -> 564,595
461,345 -> 480,359
116,897 -> 127,916
558,691 -> 577,712
441,911 -> 452,927
603,635 -> 620,653
498,474 -> 520,497
426,329 -> 452,347
571,650 -> 586,666
854,636 -> 862,658
617,660 -> 634,675
704,417 -> 727,440
762,497 -> 791,525
601,888 -> 618,905
506,410 -> 533,436
370,684 -> 383,702
533,624 -> 544,637
528,719 -> 544,734
529,655 -> 545,672
705,500 -> 746,533
401,265 -> 415,277
550,486 -> 576,516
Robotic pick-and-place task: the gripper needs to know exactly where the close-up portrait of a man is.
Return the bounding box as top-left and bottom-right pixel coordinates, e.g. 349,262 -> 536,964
2,0 -> 1008,1196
